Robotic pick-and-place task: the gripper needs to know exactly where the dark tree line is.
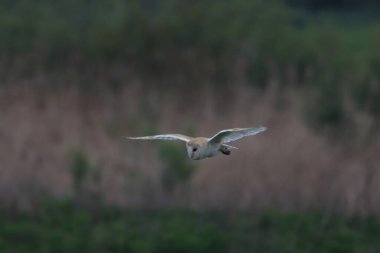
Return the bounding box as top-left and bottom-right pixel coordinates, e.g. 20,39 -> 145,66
285,0 -> 379,11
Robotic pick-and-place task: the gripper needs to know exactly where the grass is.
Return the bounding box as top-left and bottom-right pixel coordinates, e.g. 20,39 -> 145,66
0,0 -> 380,220
1,82 -> 379,214
1,0 -> 379,127
0,199 -> 379,253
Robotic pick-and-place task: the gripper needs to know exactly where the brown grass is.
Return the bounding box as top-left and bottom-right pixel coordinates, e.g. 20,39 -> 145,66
1,74 -> 379,215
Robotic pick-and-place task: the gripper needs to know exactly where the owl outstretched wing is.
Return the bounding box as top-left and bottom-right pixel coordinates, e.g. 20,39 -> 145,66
208,127 -> 266,144
127,134 -> 191,143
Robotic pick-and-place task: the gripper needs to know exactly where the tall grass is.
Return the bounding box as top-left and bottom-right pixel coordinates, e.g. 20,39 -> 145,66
0,0 -> 379,214
0,79 -> 379,214
1,0 -> 379,122
1,200 -> 379,253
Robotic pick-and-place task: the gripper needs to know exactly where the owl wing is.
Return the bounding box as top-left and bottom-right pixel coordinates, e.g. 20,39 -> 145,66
127,134 -> 191,143
208,127 -> 266,144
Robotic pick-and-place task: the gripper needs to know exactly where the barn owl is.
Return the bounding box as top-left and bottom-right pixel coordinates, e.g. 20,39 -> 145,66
128,127 -> 266,160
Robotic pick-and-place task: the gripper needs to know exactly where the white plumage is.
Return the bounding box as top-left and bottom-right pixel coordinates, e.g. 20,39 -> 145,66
128,127 -> 267,160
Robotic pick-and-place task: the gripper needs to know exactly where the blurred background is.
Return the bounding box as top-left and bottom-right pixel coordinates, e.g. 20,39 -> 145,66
1,0 -> 380,252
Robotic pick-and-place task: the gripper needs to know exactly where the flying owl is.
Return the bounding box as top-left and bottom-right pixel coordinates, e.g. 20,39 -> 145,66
128,127 -> 266,160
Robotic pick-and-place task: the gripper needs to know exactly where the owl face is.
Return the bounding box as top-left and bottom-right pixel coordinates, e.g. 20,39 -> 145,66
186,143 -> 201,160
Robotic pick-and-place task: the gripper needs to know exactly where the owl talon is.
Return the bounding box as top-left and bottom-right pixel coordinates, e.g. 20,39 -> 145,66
221,150 -> 231,155
220,147 -> 231,155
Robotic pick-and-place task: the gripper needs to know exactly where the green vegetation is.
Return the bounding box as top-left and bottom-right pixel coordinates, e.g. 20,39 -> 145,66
1,3 -> 379,251
70,148 -> 93,193
0,200 -> 379,253
1,0 -> 378,81
1,0 -> 379,132
69,148 -> 103,207
158,124 -> 197,193
159,142 -> 196,193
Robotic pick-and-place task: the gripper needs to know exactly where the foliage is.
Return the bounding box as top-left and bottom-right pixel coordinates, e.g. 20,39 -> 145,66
0,200 -> 379,253
1,0 -> 379,131
69,148 -> 102,207
158,142 -> 196,193
70,148 -> 92,193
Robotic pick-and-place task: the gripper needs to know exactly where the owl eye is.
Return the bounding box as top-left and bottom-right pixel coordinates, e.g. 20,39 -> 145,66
193,148 -> 198,152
